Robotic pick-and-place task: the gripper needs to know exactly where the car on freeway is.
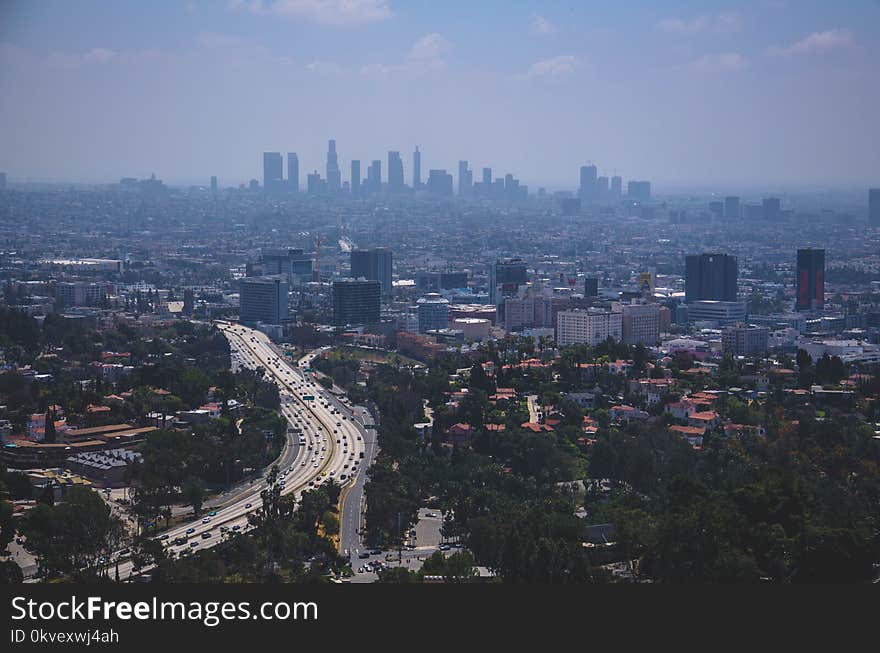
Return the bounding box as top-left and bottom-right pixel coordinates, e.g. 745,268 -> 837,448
245,503 -> 252,509
186,527 -> 196,534
190,542 -> 198,548
159,534 -> 169,540
201,532 -> 212,539
232,525 -> 241,531
202,517 -> 211,524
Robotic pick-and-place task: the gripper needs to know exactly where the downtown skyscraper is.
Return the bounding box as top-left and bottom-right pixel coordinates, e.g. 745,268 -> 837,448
413,146 -> 421,190
388,151 -> 404,193
287,152 -> 299,193
326,139 -> 341,192
262,152 -> 283,193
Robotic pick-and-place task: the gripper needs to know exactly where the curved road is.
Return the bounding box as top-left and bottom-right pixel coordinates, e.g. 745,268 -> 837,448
112,322 -> 366,579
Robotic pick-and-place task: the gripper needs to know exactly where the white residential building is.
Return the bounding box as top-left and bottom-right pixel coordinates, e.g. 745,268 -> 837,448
556,308 -> 622,347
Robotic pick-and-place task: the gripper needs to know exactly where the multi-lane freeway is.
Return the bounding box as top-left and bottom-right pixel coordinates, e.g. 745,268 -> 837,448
113,322 -> 371,579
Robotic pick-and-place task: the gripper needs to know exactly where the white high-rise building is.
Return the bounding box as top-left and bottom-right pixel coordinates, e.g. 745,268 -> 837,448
556,308 -> 622,347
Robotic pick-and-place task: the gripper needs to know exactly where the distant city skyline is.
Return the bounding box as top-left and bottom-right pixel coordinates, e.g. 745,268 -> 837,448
1,1 -> 878,188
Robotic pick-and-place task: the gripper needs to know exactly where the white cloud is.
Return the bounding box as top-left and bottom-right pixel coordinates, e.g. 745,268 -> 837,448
530,15 -> 556,35
690,52 -> 747,72
765,28 -> 854,57
408,33 -> 450,60
657,13 -> 741,34
525,55 -> 578,79
361,32 -> 449,77
231,0 -> 393,26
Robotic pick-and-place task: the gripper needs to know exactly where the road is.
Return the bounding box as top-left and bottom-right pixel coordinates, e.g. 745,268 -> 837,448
109,322 -> 367,580
296,348 -> 378,564
526,394 -> 541,423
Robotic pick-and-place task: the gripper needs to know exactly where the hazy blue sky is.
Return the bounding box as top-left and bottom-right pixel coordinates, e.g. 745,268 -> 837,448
1,0 -> 878,190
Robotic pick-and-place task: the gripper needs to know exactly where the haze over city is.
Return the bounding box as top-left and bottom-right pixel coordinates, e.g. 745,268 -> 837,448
2,0 -> 880,610
1,0 -> 879,189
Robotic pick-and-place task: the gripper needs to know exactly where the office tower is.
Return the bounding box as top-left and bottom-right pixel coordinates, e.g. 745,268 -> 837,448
709,201 -> 724,219
210,176 -> 217,194
722,325 -> 769,357
440,271 -> 468,289
556,308 -> 622,347
262,248 -> 313,281
458,160 -> 473,196
326,139 -> 341,192
870,188 -> 880,225
366,160 -> 381,193
489,257 -> 528,306
762,197 -> 780,221
724,196 -> 741,221
287,153 -> 299,192
627,180 -> 651,202
307,171 -> 325,194
183,289 -> 195,316
426,169 -> 453,196
579,165 -> 597,200
239,276 -> 288,325
413,146 -> 421,189
417,293 -> 450,333
610,175 -> 622,197
621,303 -> 661,346
388,151 -> 404,192
584,277 -> 599,297
482,167 -> 492,188
350,248 -> 393,295
685,253 -> 738,303
262,152 -> 283,193
796,248 -> 825,311
351,160 -> 361,196
596,176 -> 609,198
332,279 -> 380,325
56,282 -> 107,307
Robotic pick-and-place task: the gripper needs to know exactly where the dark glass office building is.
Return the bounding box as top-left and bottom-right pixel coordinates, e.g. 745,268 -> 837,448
685,253 -> 738,303
350,248 -> 393,295
332,279 -> 381,326
796,248 -> 825,311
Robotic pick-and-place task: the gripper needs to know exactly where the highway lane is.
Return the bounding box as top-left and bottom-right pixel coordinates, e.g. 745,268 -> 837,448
296,348 -> 378,562
111,322 -> 365,579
